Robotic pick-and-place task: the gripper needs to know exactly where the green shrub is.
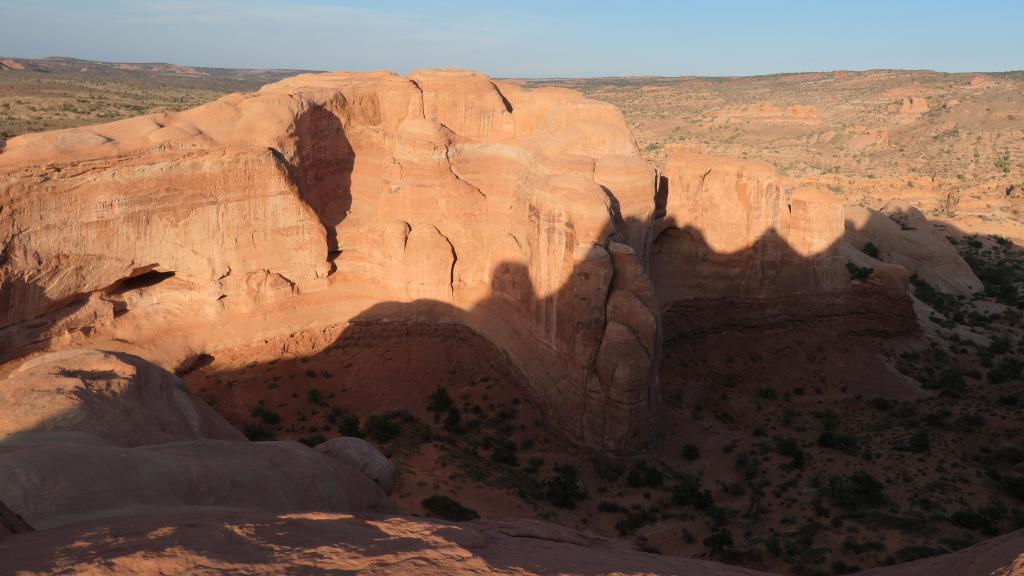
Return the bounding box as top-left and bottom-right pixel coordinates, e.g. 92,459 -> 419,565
306,388 -> 323,405
923,367 -> 966,397
364,413 -> 402,443
627,459 -> 663,488
988,356 -> 1023,384
671,475 -> 715,510
682,443 -> 701,461
244,422 -> 276,441
906,430 -> 931,453
703,528 -> 734,554
298,433 -> 326,447
490,440 -> 518,466
615,507 -> 657,534
862,242 -> 880,259
443,406 -> 462,433
427,386 -> 454,416
598,501 -> 626,513
827,471 -> 886,510
249,403 -> 280,425
846,261 -> 874,282
421,495 -> 479,521
775,437 -> 806,468
544,464 -> 586,509
818,431 -> 859,454
1000,475 -> 1024,501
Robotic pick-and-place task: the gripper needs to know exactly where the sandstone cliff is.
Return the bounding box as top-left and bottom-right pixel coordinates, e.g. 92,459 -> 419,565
0,69 -> 659,452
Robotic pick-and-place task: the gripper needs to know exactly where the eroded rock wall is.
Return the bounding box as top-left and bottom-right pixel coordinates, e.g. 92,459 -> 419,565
650,151 -> 892,338
0,69 -> 658,452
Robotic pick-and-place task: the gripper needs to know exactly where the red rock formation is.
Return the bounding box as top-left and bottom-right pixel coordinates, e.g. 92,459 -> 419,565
0,507 -> 1019,575
651,152 -> 861,337
0,68 -> 658,452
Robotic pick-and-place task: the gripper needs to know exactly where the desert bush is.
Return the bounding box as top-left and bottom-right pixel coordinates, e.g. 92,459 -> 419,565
306,388 -> 323,405
671,474 -> 715,510
703,528 -> 734,554
775,437 -> 806,468
988,356 -> 1023,384
627,459 -> 663,488
922,367 -> 966,397
598,501 -> 627,513
427,385 -> 454,416
249,403 -> 280,425
298,433 -> 326,447
862,242 -> 880,259
846,261 -> 873,282
905,430 -> 931,453
842,536 -> 886,553
827,471 -> 886,510
818,431 -> 859,454
682,443 -> 701,461
615,507 -> 657,534
544,464 -> 586,509
364,412 -> 402,443
422,495 -> 479,521
335,412 -> 361,437
244,422 -> 276,441
490,439 -> 518,466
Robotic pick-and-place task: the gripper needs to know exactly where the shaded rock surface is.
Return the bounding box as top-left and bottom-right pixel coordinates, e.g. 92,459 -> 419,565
315,436 -> 396,494
845,200 -> 982,295
0,350 -> 392,530
0,349 -> 244,446
0,499 -> 31,542
0,509 -> 1019,576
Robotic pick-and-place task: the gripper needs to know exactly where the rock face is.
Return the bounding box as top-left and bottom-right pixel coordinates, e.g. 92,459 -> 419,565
0,350 -> 393,530
845,201 -> 982,296
0,68 -> 659,453
0,438 -> 394,529
0,349 -> 244,446
651,151 -> 856,337
0,508 -> 1019,575
898,96 -> 929,115
315,436 -> 396,494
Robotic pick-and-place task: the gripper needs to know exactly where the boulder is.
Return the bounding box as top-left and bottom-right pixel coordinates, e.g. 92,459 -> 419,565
315,437 -> 396,494
0,349 -> 244,447
845,202 -> 981,296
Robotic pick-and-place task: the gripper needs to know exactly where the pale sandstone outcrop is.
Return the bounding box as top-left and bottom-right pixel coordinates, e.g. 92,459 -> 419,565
898,96 -> 929,115
0,350 -> 393,529
315,436 -> 396,494
0,438 -> 394,529
845,201 -> 982,296
0,349 -> 244,446
0,68 -> 658,452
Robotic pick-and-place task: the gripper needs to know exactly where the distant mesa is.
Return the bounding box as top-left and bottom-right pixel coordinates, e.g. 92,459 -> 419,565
0,58 -> 26,71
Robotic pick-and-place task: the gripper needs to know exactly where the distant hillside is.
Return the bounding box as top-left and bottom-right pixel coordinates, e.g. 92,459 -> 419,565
0,56 -> 314,137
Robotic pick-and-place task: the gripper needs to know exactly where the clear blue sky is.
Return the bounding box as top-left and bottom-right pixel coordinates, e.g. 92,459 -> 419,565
1,0 -> 1021,77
